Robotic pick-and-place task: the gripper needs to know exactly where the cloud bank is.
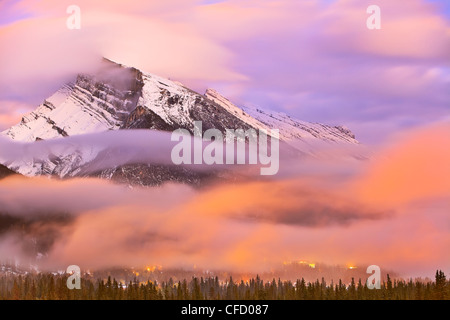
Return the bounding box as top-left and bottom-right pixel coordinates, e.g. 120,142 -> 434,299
0,121 -> 448,277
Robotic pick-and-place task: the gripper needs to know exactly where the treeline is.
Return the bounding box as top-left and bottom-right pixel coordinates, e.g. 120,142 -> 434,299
0,270 -> 448,300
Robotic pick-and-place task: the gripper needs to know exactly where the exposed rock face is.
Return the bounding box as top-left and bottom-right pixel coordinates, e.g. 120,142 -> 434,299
0,59 -> 359,186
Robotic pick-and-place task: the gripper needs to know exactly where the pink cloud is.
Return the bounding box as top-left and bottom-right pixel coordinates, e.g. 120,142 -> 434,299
0,0 -> 244,107
0,100 -> 32,130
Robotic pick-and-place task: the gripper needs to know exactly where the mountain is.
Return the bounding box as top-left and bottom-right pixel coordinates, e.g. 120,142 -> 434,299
0,164 -> 17,180
0,59 -> 358,186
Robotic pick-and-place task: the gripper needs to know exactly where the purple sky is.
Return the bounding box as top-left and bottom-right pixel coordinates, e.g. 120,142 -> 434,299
0,0 -> 449,144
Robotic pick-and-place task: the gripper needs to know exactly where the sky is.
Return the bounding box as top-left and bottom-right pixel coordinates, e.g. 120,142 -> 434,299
0,0 -> 449,143
0,120 -> 449,278
0,0 -> 449,278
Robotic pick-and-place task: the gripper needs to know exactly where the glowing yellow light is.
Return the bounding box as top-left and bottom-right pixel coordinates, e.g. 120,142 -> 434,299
145,265 -> 162,272
308,263 -> 315,268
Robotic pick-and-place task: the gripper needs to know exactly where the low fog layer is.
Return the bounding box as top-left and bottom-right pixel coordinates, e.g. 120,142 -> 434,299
0,121 -> 448,278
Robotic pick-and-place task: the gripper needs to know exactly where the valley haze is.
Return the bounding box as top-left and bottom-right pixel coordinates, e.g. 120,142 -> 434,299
0,0 -> 449,286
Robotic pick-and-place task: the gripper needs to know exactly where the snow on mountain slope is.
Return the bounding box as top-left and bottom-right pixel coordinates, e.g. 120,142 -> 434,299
204,89 -> 270,134
133,72 -> 264,134
3,75 -> 138,142
205,89 -> 358,144
0,59 -> 359,184
138,73 -> 194,127
3,59 -> 144,143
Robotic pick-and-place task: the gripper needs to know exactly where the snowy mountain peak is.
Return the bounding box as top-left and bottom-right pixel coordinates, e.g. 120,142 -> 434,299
2,59 -> 358,144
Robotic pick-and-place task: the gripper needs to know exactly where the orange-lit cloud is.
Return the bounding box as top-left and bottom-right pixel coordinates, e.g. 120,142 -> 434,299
0,119 -> 449,279
356,121 -> 450,207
